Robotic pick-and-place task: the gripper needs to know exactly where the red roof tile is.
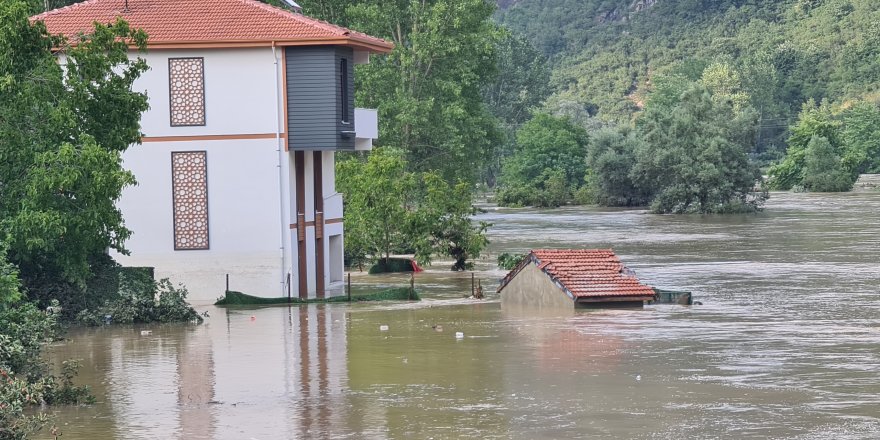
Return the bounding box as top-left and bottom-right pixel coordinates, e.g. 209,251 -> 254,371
31,0 -> 393,52
498,249 -> 656,299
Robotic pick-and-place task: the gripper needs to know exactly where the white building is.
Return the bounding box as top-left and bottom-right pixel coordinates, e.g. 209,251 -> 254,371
35,0 -> 392,301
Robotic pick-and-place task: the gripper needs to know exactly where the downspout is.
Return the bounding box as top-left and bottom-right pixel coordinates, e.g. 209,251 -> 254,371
273,41 -> 287,296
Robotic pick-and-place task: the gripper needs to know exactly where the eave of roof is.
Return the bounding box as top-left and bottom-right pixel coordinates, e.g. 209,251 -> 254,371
30,0 -> 394,53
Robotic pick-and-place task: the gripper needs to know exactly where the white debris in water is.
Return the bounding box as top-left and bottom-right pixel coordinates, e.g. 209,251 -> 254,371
636,375 -> 642,381
379,325 -> 389,331
140,330 -> 152,336
455,332 -> 464,339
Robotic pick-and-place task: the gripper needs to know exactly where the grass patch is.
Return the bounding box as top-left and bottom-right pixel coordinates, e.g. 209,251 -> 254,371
215,288 -> 420,306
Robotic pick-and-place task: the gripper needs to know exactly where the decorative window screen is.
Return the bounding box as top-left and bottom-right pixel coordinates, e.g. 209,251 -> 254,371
168,58 -> 206,126
171,151 -> 209,250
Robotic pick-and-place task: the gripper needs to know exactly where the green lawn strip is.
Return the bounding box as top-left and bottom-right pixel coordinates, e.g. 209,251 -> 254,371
215,288 -> 420,306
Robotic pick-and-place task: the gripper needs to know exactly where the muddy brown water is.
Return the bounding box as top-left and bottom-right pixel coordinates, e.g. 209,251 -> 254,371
44,192 -> 880,439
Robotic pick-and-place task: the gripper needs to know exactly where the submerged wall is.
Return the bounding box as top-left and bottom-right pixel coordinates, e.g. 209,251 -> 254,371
500,263 -> 574,309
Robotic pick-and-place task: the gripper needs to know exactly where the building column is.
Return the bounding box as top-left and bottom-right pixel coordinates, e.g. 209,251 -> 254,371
294,151 -> 308,299
313,151 -> 325,298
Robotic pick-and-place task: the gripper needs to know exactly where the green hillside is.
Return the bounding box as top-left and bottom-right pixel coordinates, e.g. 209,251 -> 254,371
498,0 -> 880,130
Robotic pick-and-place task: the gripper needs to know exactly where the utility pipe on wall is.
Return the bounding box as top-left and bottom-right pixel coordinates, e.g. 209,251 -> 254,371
272,42 -> 288,297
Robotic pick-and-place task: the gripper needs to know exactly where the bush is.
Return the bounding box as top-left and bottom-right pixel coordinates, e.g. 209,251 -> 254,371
76,277 -> 203,326
497,253 -> 526,270
802,135 -> 857,192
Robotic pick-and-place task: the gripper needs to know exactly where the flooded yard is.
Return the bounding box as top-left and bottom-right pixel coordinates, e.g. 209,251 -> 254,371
46,192 -> 880,439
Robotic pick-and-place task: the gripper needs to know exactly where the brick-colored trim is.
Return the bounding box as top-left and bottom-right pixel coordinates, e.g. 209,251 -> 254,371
142,133 -> 286,143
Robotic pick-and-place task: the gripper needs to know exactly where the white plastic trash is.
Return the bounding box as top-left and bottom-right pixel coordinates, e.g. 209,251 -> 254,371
140,330 -> 152,336
455,332 -> 464,339
379,325 -> 389,331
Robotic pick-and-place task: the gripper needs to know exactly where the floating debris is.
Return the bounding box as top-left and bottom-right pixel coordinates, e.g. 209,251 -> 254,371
455,332 -> 464,339
379,325 -> 389,331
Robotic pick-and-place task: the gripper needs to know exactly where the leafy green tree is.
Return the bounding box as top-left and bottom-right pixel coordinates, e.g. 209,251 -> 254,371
802,135 -> 855,192
414,173 -> 489,271
496,114 -> 588,207
841,102 -> 880,173
585,126 -> 651,206
0,1 -> 148,286
768,100 -> 842,190
337,149 -> 417,265
481,29 -> 551,186
303,0 -> 502,184
337,149 -> 488,269
633,84 -> 765,213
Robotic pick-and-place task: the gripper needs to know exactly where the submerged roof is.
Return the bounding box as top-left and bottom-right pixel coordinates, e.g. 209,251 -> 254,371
498,249 -> 655,299
31,0 -> 393,52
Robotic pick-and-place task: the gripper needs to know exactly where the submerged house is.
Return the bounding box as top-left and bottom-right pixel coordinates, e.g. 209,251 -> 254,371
33,0 -> 392,301
498,250 -> 656,308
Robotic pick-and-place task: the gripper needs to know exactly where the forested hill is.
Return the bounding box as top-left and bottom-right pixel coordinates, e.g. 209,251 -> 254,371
497,0 -> 880,125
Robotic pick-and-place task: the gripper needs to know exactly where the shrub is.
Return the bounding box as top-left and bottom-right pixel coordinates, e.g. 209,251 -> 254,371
497,253 -> 526,270
76,277 -> 203,326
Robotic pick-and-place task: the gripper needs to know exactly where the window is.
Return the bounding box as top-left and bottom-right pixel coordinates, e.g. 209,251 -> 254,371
168,58 -> 206,126
340,58 -> 349,123
171,151 -> 209,250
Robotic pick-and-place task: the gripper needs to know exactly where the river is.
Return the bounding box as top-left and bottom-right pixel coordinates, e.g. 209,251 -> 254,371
45,192 -> 880,439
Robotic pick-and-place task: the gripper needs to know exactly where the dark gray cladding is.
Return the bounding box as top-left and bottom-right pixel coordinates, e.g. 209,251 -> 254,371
285,46 -> 355,150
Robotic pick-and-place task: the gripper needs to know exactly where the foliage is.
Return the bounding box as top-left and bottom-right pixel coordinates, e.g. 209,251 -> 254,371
0,242 -> 21,307
768,100 -> 842,190
841,102 -> 880,173
0,285 -> 92,439
337,149 -> 489,270
76,278 -> 204,326
496,114 -> 589,207
482,29 -> 551,126
414,173 -> 490,271
297,0 -> 503,184
498,0 -> 880,128
368,258 -> 416,274
633,84 -> 765,214
337,148 -> 417,264
584,126 -> 651,207
0,1 -> 149,288
801,135 -> 855,192
497,252 -> 526,271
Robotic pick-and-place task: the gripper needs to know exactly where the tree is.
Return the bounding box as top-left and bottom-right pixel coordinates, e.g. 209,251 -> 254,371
633,84 -> 765,214
300,0 -> 503,184
802,135 -> 855,192
336,149 -> 417,266
0,1 -> 148,286
414,173 -> 489,271
768,100 -> 842,190
496,113 -> 589,207
336,149 -> 488,270
585,126 -> 651,207
841,102 -> 880,174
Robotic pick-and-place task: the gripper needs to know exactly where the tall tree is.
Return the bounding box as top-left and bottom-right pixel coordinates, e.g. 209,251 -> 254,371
302,0 -> 502,184
0,1 -> 148,285
633,84 -> 764,214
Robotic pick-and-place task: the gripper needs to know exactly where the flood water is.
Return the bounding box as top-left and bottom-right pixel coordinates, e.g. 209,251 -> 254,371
45,192 -> 880,439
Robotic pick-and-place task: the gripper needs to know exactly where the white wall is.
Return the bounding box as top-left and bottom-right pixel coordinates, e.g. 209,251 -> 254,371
113,138 -> 283,302
135,48 -> 279,137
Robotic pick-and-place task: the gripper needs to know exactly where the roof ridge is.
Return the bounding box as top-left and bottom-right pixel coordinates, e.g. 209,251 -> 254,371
235,0 -> 349,37
32,0 -> 102,20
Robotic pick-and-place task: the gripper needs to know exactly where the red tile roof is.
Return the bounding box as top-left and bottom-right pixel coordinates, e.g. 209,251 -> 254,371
498,249 -> 656,299
31,0 -> 393,52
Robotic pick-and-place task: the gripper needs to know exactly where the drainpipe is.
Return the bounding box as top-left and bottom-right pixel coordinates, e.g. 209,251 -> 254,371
273,41 -> 287,296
